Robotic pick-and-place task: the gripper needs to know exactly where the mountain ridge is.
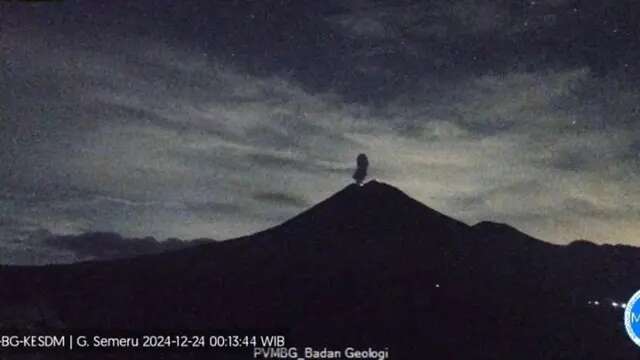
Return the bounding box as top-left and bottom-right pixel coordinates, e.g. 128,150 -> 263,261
4,180 -> 621,268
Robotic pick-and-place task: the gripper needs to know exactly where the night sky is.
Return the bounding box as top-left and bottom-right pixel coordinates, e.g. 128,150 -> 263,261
2,0 -> 640,263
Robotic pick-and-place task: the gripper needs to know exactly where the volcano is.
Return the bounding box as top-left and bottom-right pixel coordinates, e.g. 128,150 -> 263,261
1,181 -> 639,359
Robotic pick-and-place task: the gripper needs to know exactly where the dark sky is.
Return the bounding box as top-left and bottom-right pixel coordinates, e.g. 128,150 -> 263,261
2,0 -> 640,262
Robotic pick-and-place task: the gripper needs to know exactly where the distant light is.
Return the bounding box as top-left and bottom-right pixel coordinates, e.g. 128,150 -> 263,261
594,301 -> 600,306
622,303 -> 627,309
587,301 -> 592,305
612,302 -> 619,308
435,284 -> 440,288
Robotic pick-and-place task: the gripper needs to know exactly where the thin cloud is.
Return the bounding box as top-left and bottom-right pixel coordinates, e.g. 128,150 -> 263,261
1,1 -> 640,262
252,192 -> 309,208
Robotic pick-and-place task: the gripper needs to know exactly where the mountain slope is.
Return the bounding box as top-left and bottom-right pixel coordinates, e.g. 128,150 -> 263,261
1,181 -> 639,359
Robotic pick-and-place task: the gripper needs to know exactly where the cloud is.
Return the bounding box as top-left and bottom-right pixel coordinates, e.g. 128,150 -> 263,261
2,1 -> 640,258
351,67 -> 640,244
1,29 -> 369,243
0,229 -> 84,266
43,232 -> 208,260
252,192 -> 309,208
0,229 -> 208,266
327,0 -> 508,40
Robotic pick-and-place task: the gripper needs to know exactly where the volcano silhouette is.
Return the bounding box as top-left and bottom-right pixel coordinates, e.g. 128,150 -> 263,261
1,181 -> 639,359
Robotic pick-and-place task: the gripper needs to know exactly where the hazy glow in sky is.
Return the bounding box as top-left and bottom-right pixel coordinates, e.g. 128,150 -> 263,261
2,0 -> 640,265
